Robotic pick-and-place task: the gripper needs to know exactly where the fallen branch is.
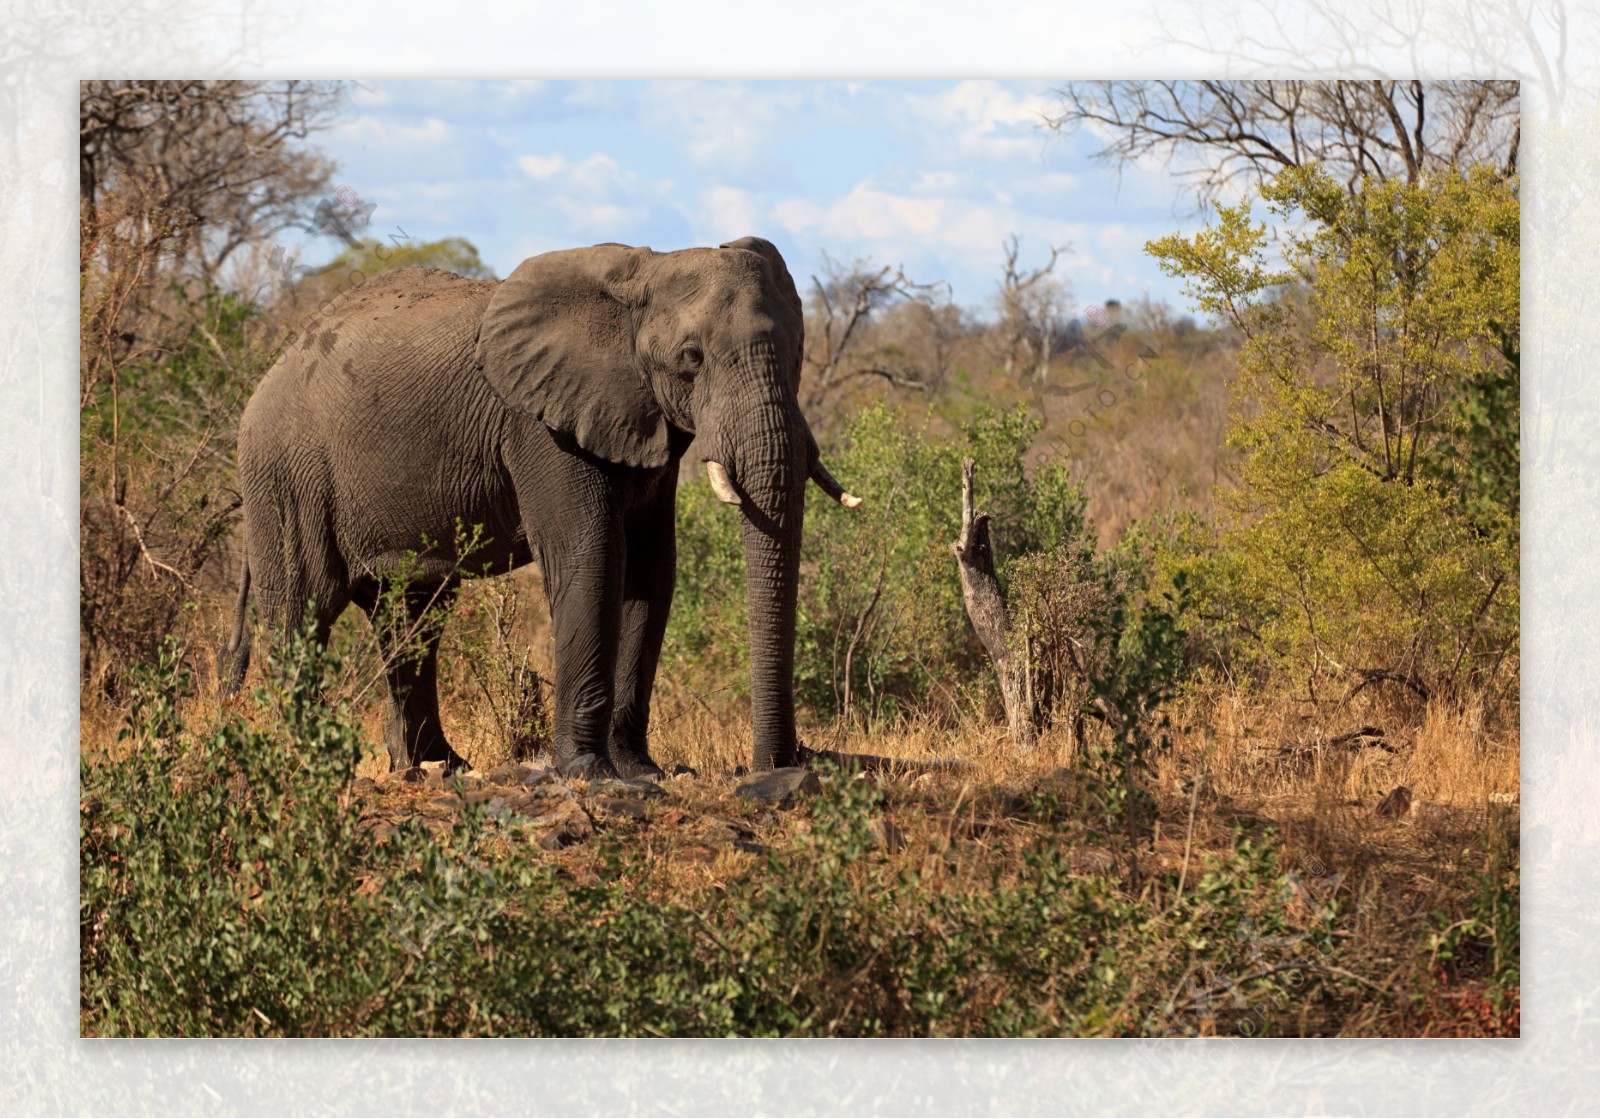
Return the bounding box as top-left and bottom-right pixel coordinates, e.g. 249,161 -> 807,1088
1348,667 -> 1431,702
1273,725 -> 1396,760
797,742 -> 972,777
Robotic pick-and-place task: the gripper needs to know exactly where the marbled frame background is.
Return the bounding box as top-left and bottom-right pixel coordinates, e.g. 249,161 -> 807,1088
9,1 -> 1588,1112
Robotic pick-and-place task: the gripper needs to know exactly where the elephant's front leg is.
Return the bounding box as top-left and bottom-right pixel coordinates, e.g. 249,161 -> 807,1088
609,492 -> 676,780
541,513 -> 626,780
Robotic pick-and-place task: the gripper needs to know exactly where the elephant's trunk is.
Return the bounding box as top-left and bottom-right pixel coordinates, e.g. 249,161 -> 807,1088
733,396 -> 808,771
699,363 -> 809,769
704,341 -> 861,771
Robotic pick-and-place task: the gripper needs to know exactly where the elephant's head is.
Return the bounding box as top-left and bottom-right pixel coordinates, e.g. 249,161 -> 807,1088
475,236 -> 857,769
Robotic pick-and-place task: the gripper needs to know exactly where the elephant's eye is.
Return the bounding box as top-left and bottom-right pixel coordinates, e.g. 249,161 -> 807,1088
680,344 -> 704,370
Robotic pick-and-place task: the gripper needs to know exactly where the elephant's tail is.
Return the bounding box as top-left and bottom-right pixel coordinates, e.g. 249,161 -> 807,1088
218,550 -> 252,698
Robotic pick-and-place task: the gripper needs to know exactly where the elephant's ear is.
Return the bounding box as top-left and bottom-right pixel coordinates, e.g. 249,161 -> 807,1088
475,244 -> 668,468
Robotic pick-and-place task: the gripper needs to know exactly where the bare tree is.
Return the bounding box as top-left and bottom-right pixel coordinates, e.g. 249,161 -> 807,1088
995,234 -> 1071,383
800,254 -> 956,418
952,458 -> 1039,753
77,80 -> 345,691
1046,80 -> 1520,204
80,80 -> 344,281
1150,0 -> 1580,122
868,296 -> 968,394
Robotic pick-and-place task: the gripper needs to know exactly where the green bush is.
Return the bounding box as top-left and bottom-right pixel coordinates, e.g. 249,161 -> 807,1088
1426,822 -> 1519,999
1147,167 -> 1520,704
667,403 -> 1103,727
1005,512 -> 1192,743
79,281 -> 270,695
82,616 -> 393,1035
82,618 -> 1327,1037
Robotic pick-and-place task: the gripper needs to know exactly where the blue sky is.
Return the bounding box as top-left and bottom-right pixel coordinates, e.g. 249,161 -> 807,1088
296,80 -> 1208,316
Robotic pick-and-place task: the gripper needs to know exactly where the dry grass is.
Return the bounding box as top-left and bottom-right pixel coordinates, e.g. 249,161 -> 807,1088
619,681 -> 1516,1037
81,584 -> 1519,1037
85,575 -> 1521,857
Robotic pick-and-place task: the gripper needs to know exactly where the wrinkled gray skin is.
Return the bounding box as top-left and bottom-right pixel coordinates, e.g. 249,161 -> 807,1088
221,237 -> 853,779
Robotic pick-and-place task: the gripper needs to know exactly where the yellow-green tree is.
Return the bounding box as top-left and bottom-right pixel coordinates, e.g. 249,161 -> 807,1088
276,235 -> 496,317
324,235 -> 496,279
1148,166 -> 1519,709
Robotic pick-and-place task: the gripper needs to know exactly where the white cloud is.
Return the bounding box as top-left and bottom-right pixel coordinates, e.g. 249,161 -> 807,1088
833,187 -> 943,239
556,200 -> 635,233
561,81 -> 624,110
772,178 -> 1077,257
518,154 -> 567,180
1096,222 -> 1132,248
770,197 -> 825,233
698,186 -> 766,241
1012,171 -> 1081,197
332,114 -> 452,148
942,206 -> 1014,252
763,172 -> 1108,311
639,81 -> 805,172
498,80 -> 549,101
909,80 -> 1058,162
513,151 -> 676,238
773,183 -> 944,242
517,152 -> 671,198
909,170 -> 965,195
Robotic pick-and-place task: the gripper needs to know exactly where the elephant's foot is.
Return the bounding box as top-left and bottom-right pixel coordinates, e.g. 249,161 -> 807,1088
388,750 -> 470,774
751,741 -> 803,771
388,724 -> 470,774
608,743 -> 665,782
419,742 -> 471,774
551,737 -> 619,781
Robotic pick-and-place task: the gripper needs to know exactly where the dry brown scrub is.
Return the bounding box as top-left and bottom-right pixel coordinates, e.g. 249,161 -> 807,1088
81,574 -> 1519,1038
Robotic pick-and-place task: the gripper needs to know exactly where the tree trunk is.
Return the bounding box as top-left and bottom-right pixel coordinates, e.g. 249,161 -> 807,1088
951,457 -> 1037,752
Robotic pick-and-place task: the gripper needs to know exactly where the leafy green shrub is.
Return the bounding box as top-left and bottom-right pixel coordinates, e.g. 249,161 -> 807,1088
1004,511 -> 1191,738
83,620 -> 1327,1037
82,615 -> 389,1035
1146,167 -> 1520,706
80,280 -> 271,697
1406,820 -> 1520,1036
1426,824 -> 1519,998
667,403 -> 1103,727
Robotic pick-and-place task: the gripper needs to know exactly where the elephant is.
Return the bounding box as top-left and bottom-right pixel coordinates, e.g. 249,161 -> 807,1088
219,236 -> 860,780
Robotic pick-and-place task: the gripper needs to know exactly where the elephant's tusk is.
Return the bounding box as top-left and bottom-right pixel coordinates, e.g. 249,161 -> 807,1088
810,461 -> 863,509
705,460 -> 742,507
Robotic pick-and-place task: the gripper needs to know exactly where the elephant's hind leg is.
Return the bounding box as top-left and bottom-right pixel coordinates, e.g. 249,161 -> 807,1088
356,581 -> 468,773
218,551 -> 253,698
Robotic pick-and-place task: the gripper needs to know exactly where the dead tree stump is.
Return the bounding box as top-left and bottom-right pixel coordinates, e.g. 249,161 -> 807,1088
951,457 -> 1037,753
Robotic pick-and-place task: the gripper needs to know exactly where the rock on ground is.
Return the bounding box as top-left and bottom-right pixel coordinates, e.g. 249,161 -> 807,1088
734,767 -> 822,809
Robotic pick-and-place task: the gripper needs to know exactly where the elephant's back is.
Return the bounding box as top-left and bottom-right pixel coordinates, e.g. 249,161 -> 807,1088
265,267 -> 495,388
245,267 -> 498,424
239,267 -> 521,576
320,265 -> 497,325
